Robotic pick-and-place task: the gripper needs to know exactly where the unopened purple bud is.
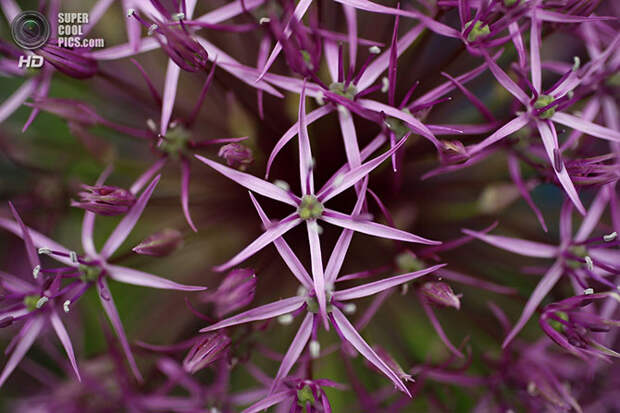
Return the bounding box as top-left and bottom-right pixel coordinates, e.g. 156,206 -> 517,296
420,282 -> 461,309
71,185 -> 136,216
37,43 -> 98,79
132,228 -> 183,257
370,346 -> 413,382
0,316 -> 14,328
183,332 -> 231,374
210,268 -> 256,318
218,143 -> 253,170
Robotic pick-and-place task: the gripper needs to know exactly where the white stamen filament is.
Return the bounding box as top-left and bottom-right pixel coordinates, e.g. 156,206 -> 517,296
369,46 -> 381,54
381,77 -> 389,93
32,265 -> 41,279
603,232 -> 617,242
309,340 -> 321,358
35,296 -> 48,309
63,300 -> 71,313
315,91 -> 325,106
309,221 -> 323,235
343,303 -> 357,314
277,314 -> 294,325
584,255 -> 593,271
274,180 -> 290,191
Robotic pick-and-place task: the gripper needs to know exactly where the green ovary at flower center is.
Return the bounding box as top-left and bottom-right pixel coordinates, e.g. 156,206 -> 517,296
534,95 -> 556,119
567,245 -> 588,269
24,295 -> 42,311
159,125 -> 190,158
297,385 -> 316,406
464,21 -> 490,42
80,265 -> 102,282
298,195 -> 324,220
329,82 -> 357,100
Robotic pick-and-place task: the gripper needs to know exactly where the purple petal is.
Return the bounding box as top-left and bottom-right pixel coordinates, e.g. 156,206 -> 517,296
330,307 -> 411,396
551,112 -> 620,143
334,264 -> 445,301
298,82 -> 315,195
468,114 -> 528,155
270,313 -> 314,393
49,310 -> 81,381
507,154 -> 547,232
0,79 -> 36,124
180,158 -> 198,232
266,105 -> 333,179
318,135 -> 408,202
106,264 -> 206,291
0,317 -> 44,388
574,187 -> 610,243
248,193 -> 313,290
462,229 -> 557,258
0,0 -> 21,22
8,202 -> 40,269
483,52 -> 529,105
344,5 -> 357,67
338,107 -> 363,172
242,391 -> 291,413
200,296 -> 306,332
322,209 -> 440,245
358,99 -> 438,145
100,175 -> 161,259
97,279 -> 143,381
161,60 -> 181,136
324,178 -> 368,284
213,213 -> 301,272
90,37 -> 160,60
306,221 -> 329,329
536,120 -> 586,215
196,0 -> 265,24
195,155 -> 298,206
530,7 -> 542,93
420,297 -> 463,358
0,217 -> 73,267
130,158 -> 166,195
502,260 -> 564,348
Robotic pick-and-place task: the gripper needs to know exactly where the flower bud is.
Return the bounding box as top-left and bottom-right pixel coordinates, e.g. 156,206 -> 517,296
420,282 -> 461,309
369,346 -> 413,382
37,43 -> 98,79
208,268 -> 257,318
71,185 -> 136,216
183,332 -> 231,374
218,143 -> 253,170
132,228 -> 183,257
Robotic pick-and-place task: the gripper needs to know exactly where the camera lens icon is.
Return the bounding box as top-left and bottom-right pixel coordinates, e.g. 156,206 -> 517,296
11,11 -> 51,50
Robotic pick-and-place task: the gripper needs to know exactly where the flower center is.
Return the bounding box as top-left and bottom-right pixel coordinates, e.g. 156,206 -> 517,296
297,195 -> 324,220
297,385 -> 316,406
548,311 -> 569,333
159,125 -> 190,158
23,294 -> 42,311
79,264 -> 102,282
534,95 -> 556,119
385,114 -> 412,139
329,82 -> 357,100
464,21 -> 490,42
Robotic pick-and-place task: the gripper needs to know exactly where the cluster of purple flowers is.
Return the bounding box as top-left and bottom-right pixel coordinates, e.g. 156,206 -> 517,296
0,0 -> 618,411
